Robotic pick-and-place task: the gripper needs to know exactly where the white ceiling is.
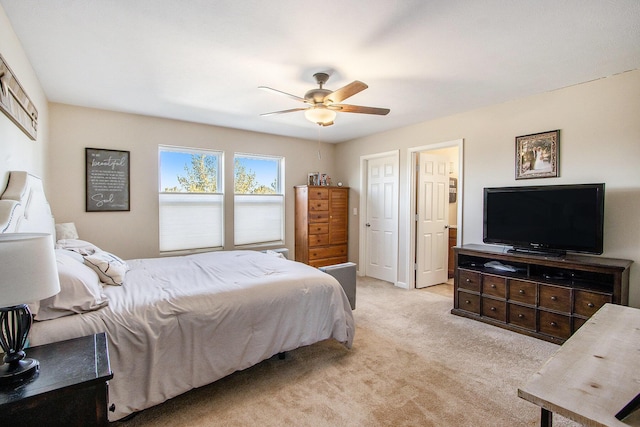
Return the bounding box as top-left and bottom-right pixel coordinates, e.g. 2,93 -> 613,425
2,1 -> 639,143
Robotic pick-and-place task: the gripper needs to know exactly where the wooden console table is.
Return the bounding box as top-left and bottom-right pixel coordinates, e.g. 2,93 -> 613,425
518,303 -> 640,426
452,244 -> 631,344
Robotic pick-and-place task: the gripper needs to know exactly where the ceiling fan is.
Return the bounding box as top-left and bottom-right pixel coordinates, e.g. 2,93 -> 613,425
259,72 -> 390,127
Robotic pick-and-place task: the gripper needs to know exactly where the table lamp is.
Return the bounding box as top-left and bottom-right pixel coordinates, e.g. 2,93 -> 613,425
0,233 -> 60,384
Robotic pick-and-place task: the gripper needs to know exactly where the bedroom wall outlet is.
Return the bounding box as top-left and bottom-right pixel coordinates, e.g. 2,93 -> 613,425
353,208 -> 358,216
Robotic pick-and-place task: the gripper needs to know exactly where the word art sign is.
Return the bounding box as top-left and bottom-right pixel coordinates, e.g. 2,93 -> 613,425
86,148 -> 130,212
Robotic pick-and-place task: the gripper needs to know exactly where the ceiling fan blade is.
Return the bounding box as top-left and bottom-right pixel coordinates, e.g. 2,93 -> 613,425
260,107 -> 308,117
258,86 -> 307,103
329,104 -> 390,115
324,81 -> 368,104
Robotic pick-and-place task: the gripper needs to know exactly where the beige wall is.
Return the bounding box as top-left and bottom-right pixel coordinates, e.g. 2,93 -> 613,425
336,70 -> 640,306
0,5 -> 50,190
48,104 -> 337,259
3,2 -> 639,305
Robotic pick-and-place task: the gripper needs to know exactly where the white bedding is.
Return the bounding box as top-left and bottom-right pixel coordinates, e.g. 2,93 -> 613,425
30,250 -> 355,421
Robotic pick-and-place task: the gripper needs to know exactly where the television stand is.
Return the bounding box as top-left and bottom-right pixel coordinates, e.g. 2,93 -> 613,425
452,244 -> 632,343
507,247 -> 565,258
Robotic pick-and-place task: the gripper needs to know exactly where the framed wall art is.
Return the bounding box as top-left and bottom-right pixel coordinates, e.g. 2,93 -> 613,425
515,130 -> 559,180
86,148 -> 130,212
0,54 -> 38,140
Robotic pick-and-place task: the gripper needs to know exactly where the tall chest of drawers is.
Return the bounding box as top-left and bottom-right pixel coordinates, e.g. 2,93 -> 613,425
295,185 -> 349,267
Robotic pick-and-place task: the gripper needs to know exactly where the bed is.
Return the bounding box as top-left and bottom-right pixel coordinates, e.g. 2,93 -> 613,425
0,171 -> 355,421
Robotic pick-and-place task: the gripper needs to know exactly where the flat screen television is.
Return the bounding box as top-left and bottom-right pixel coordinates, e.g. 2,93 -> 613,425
483,183 -> 605,256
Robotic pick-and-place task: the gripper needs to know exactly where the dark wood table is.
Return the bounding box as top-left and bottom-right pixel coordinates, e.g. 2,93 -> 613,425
0,333 -> 113,426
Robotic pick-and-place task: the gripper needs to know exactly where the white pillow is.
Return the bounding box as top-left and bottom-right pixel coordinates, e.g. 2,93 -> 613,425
55,248 -> 84,263
36,251 -> 109,321
84,250 -> 129,286
55,239 -> 100,256
55,222 -> 79,240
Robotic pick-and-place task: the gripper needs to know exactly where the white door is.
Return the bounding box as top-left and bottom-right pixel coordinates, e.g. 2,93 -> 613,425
416,152 -> 449,288
365,154 -> 398,282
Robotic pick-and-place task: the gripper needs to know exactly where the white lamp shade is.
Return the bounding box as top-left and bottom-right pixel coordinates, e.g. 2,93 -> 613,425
305,107 -> 336,125
0,233 -> 60,307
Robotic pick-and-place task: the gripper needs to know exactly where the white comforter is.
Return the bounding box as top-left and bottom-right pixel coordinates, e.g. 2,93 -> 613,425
30,250 -> 355,421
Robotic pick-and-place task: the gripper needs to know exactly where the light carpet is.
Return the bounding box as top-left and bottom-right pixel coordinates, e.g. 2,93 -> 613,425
116,277 -> 580,426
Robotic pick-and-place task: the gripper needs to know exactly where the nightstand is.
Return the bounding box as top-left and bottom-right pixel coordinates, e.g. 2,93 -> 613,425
0,332 -> 113,426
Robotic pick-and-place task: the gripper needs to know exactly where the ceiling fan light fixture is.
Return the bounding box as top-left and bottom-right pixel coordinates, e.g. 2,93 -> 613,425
305,107 -> 336,126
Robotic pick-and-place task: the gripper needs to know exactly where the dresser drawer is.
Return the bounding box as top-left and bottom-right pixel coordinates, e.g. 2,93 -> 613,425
574,290 -> 611,318
538,311 -> 571,340
482,298 -> 506,322
309,200 -> 328,211
308,234 -> 329,247
508,279 -> 537,305
309,245 -> 347,260
508,304 -> 536,330
482,275 -> 506,299
573,316 -> 588,332
308,224 -> 328,235
539,284 -> 571,313
458,269 -> 480,292
457,291 -> 480,315
309,256 -> 348,268
308,211 -> 329,223
309,188 -> 329,200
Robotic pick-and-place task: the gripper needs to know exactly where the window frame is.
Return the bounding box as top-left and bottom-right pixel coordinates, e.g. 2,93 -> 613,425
233,152 -> 285,247
158,146 -> 225,254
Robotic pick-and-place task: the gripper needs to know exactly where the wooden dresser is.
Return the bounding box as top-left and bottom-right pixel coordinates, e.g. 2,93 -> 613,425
452,244 -> 632,344
295,185 -> 349,267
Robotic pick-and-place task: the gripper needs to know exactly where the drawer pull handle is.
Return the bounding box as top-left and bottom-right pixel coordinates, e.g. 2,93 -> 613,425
109,404 -> 116,412
587,302 -> 595,308
518,314 -> 524,319
550,321 -> 557,327
490,307 -> 496,311
519,289 -> 525,294
465,278 -> 471,283
490,284 -> 496,288
465,300 -> 471,304
550,296 -> 557,301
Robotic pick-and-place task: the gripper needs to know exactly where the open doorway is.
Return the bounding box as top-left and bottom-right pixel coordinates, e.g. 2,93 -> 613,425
406,139 -> 463,289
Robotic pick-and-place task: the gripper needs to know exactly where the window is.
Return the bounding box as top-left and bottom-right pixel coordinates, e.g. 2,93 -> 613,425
234,154 -> 284,246
159,147 -> 223,252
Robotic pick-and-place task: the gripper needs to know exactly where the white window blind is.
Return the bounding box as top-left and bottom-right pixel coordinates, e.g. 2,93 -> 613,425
159,193 -> 223,252
234,194 -> 284,245
234,153 -> 284,246
159,146 -> 223,252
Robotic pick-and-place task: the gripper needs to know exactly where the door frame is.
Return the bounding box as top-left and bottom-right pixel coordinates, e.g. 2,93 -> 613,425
406,139 -> 464,289
359,150 -> 400,285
